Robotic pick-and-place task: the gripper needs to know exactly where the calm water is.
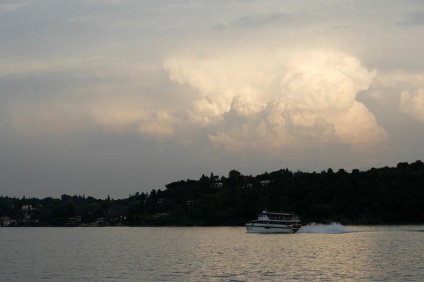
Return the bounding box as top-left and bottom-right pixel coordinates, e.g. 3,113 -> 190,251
1,225 -> 424,281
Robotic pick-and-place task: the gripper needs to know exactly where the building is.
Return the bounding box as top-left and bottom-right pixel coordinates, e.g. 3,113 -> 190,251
66,216 -> 82,227
260,180 -> 272,186
0,216 -> 16,227
21,205 -> 34,212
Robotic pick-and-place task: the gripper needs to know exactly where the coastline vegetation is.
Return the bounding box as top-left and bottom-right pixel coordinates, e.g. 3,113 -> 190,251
1,160 -> 423,227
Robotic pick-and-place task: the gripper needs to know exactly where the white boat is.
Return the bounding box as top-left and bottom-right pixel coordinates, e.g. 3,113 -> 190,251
245,210 -> 301,233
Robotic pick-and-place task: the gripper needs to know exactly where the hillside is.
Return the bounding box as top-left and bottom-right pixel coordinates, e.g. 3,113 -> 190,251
1,160 -> 423,226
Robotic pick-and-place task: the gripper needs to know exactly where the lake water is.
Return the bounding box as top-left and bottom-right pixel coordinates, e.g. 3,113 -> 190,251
1,225 -> 423,281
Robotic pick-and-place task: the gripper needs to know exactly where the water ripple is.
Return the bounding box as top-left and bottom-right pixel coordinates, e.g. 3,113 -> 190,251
0,226 -> 423,281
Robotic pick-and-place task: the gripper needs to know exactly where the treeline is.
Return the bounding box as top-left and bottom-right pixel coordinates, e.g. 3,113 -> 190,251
1,160 -> 424,226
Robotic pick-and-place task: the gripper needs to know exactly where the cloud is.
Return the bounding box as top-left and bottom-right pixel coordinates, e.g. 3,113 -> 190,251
333,101 -> 387,150
4,54 -> 177,139
87,98 -> 176,138
400,89 -> 424,122
0,2 -> 27,12
209,98 -> 336,152
163,50 -> 276,122
0,57 -> 86,77
0,56 -> 155,79
215,12 -> 292,30
229,95 -> 264,117
366,70 -> 424,124
281,51 -> 376,112
8,47 -> 386,153
279,51 -> 386,149
187,98 -> 224,126
11,97 -> 176,139
165,49 -> 385,152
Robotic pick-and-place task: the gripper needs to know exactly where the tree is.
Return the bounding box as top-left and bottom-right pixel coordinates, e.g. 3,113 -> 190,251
228,170 -> 242,187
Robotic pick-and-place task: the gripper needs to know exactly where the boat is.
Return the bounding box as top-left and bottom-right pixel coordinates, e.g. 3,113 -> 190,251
245,210 -> 301,233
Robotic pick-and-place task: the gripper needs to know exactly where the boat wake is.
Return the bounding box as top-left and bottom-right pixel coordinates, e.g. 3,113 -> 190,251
297,222 -> 353,234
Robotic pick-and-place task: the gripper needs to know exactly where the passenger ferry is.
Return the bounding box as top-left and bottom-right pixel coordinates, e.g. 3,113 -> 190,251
245,210 -> 301,233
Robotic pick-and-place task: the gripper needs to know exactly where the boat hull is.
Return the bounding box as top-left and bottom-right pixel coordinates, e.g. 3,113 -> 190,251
245,224 -> 298,234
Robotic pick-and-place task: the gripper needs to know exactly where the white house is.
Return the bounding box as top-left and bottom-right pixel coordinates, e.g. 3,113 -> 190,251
260,180 -> 272,186
21,205 -> 34,212
0,216 -> 11,226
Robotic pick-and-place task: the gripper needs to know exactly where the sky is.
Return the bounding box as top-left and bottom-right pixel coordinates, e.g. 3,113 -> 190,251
1,0 -> 424,198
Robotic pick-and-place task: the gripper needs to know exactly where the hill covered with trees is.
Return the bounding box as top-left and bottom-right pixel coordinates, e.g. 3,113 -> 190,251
1,160 -> 424,226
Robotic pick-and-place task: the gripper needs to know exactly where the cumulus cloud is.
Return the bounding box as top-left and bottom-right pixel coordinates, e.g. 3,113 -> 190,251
209,98 -> 336,152
367,70 -> 424,124
229,95 -> 264,116
8,47 -> 387,153
187,98 -> 223,126
163,50 -> 276,115
400,89 -> 424,123
165,49 -> 385,152
281,51 -> 376,112
334,101 -> 387,149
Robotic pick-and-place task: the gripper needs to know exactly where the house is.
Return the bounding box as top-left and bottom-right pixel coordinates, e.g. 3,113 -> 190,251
0,216 -> 16,227
211,182 -> 223,188
260,180 -> 272,187
242,183 -> 253,189
66,216 -> 82,227
0,216 -> 11,226
158,198 -> 169,204
21,205 -> 34,212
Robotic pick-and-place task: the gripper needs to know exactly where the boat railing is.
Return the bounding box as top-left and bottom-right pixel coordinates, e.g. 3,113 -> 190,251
267,214 -> 300,221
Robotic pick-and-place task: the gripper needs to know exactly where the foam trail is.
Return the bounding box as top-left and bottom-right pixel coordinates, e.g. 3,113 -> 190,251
298,222 -> 352,234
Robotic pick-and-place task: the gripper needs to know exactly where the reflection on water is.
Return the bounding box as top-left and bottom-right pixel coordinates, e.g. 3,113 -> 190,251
0,225 -> 423,281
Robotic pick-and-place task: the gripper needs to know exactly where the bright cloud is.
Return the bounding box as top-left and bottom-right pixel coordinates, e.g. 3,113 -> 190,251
334,101 -> 387,150
9,49 -> 387,152
281,51 -> 376,112
165,49 -> 385,152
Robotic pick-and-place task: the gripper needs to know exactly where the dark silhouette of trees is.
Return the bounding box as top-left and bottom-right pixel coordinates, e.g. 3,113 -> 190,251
1,160 -> 424,226
228,170 -> 242,187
